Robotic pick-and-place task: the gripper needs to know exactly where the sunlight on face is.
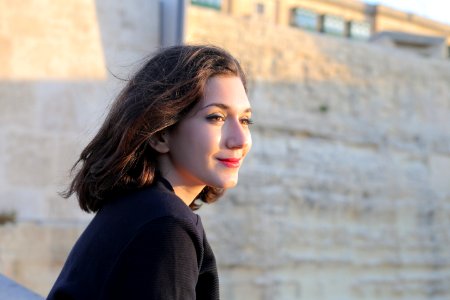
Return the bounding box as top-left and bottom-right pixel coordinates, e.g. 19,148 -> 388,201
163,75 -> 252,195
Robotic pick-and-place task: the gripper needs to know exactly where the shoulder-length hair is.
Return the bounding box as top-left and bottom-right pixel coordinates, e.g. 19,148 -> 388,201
64,45 -> 247,212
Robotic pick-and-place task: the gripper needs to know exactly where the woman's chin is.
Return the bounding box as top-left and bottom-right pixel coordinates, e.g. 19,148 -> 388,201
204,173 -> 240,189
219,177 -> 239,189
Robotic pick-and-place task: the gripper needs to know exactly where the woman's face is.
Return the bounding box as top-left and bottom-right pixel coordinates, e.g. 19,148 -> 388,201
164,75 -> 252,191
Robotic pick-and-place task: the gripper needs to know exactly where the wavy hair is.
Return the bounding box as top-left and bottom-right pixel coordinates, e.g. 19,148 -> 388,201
64,45 -> 247,212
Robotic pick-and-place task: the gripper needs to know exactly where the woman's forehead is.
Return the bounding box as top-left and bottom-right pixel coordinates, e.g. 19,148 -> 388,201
201,76 -> 250,110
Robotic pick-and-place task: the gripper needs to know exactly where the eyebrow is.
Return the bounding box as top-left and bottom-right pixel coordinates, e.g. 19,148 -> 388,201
200,103 -> 252,113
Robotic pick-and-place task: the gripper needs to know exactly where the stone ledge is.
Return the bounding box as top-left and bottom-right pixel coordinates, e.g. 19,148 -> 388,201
0,274 -> 44,300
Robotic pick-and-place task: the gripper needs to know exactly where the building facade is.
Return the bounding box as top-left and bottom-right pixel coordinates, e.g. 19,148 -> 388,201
192,0 -> 450,58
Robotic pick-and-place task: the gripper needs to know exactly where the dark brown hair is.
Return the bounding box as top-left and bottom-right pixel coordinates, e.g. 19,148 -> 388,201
64,45 -> 247,212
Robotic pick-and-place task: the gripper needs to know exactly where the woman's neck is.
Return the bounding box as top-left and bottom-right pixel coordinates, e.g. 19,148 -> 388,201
171,184 -> 204,206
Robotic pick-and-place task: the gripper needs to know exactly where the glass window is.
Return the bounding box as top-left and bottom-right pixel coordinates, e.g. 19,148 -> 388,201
256,3 -> 265,15
191,0 -> 221,10
350,20 -> 371,40
291,8 -> 318,31
323,15 -> 345,36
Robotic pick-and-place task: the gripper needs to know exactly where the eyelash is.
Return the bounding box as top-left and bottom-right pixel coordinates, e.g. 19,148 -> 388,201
206,114 -> 254,126
241,118 -> 254,125
206,114 -> 225,123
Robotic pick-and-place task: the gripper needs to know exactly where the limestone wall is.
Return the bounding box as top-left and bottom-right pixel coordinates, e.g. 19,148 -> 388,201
0,0 -> 105,80
0,0 -> 159,296
186,6 -> 450,300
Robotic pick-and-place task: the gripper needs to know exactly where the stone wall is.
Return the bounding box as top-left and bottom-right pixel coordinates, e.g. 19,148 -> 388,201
0,0 -> 105,80
0,0 -> 159,296
186,6 -> 450,300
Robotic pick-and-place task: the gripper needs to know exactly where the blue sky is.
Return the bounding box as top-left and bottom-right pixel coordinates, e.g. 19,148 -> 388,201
363,0 -> 450,25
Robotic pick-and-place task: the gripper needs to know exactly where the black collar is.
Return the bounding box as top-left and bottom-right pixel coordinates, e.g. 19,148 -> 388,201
156,175 -> 174,192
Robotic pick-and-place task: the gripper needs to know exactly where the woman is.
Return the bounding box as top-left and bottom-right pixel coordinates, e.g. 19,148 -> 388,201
47,45 -> 252,300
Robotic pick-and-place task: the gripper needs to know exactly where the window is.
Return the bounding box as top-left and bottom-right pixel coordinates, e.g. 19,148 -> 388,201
323,15 -> 346,36
191,0 -> 221,10
256,3 -> 265,15
349,20 -> 371,40
291,8 -> 319,31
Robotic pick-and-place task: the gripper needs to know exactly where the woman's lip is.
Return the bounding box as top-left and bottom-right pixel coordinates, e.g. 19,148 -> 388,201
217,158 -> 241,168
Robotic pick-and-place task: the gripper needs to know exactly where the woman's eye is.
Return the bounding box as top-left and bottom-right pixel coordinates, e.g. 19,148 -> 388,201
240,118 -> 254,126
206,114 -> 225,123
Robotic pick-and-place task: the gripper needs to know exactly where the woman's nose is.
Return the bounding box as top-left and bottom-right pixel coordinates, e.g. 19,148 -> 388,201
224,119 -> 250,149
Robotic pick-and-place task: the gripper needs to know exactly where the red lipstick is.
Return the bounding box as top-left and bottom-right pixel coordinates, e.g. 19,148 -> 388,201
217,158 -> 241,168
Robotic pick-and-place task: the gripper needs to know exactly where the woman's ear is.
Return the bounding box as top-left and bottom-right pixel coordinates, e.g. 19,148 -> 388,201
148,131 -> 170,154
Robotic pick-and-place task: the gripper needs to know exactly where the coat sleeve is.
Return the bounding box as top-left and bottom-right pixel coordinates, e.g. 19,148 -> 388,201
104,216 -> 201,300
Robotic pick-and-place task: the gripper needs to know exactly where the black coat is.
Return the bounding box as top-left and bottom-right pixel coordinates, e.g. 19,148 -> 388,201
47,178 -> 219,300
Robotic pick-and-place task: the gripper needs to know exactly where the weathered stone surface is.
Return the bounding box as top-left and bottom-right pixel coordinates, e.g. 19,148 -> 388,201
0,223 -> 84,296
4,130 -> 56,187
0,0 -> 160,295
187,6 -> 450,300
0,0 -> 106,79
0,83 -> 36,128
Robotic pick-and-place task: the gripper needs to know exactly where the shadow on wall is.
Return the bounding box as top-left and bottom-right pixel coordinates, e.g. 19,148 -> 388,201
0,0 -> 161,296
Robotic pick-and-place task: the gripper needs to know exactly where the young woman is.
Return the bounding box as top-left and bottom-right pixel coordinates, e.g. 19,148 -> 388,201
47,45 -> 252,300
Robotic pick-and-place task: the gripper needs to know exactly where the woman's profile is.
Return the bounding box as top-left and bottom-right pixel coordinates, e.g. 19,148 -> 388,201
47,45 -> 253,300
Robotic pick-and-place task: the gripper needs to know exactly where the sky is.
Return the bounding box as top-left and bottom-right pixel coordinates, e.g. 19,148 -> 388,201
363,0 -> 450,25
